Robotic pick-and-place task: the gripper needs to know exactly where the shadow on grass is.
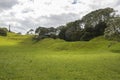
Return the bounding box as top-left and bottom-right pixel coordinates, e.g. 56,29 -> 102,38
19,37 -> 39,45
111,50 -> 120,53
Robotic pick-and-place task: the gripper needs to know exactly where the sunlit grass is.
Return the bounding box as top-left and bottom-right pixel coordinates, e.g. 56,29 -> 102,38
0,33 -> 120,80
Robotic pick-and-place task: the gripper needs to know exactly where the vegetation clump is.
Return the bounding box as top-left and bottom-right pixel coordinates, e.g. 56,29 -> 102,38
0,28 -> 7,36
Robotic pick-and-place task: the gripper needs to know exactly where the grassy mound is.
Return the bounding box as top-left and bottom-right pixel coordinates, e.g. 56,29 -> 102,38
0,33 -> 120,80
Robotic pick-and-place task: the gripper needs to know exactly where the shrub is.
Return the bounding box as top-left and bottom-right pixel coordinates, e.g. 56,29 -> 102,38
0,28 -> 7,36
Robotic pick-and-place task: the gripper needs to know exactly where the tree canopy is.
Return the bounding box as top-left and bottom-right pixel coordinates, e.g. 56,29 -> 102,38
104,17 -> 120,41
0,28 -> 7,36
35,7 -> 120,41
82,7 -> 115,28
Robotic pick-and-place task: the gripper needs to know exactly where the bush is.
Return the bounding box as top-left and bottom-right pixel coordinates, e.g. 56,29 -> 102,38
0,28 -> 7,36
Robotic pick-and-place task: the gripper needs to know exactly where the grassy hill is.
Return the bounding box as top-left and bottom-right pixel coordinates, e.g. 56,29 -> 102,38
0,33 -> 120,80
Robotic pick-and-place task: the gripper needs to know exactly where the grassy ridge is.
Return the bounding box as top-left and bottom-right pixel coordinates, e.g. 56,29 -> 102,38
0,33 -> 120,80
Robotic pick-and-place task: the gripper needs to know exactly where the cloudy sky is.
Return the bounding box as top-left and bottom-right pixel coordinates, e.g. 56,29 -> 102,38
0,0 -> 120,34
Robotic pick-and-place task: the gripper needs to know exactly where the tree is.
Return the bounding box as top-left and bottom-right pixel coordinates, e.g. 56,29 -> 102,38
94,21 -> 107,36
35,27 -> 57,40
27,29 -> 34,34
82,7 -> 115,28
36,27 -> 49,35
58,26 -> 67,40
1,28 -> 8,32
80,27 -> 95,41
78,8 -> 115,41
104,17 -> 120,41
58,20 -> 83,41
0,28 -> 7,36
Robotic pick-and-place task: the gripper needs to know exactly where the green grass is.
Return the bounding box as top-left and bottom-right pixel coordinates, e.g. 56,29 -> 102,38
0,33 -> 120,80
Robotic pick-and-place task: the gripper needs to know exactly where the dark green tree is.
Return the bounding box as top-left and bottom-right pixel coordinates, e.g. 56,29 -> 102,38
58,26 -> 67,40
0,28 -> 7,36
94,21 -> 107,36
59,20 -> 83,41
82,7 -> 115,28
104,17 -> 120,41
35,27 -> 57,40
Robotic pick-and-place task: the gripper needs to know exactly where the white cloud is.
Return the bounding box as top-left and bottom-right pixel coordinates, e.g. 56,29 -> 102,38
0,0 -> 120,34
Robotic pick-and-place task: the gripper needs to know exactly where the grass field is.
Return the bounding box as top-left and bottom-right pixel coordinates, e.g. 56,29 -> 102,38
0,33 -> 120,80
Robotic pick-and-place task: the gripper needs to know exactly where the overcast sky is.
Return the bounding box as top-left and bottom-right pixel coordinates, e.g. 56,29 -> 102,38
0,0 -> 120,34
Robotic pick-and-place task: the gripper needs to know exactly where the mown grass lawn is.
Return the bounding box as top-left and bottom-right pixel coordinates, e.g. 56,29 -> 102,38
0,33 -> 120,80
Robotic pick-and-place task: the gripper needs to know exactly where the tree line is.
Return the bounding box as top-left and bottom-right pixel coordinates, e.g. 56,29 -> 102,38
0,7 -> 120,41
35,7 -> 120,41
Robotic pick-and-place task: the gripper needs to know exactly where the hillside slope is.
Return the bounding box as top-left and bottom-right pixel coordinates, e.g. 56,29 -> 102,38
0,33 -> 120,80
